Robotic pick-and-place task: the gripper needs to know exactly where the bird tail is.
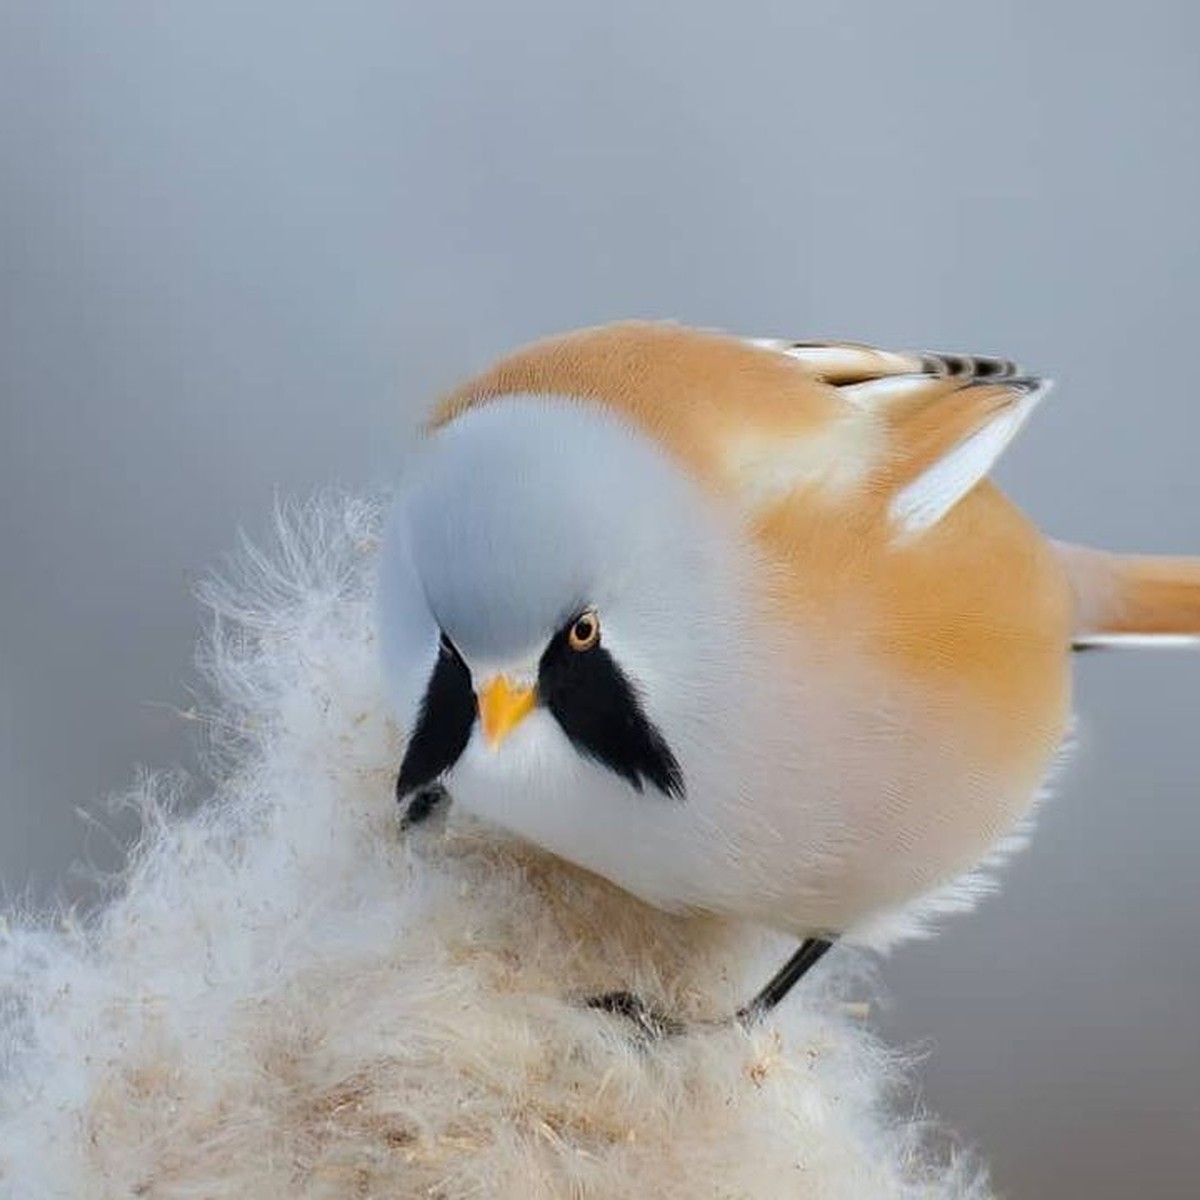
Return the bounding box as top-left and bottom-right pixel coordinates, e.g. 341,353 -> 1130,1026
1055,542 -> 1200,648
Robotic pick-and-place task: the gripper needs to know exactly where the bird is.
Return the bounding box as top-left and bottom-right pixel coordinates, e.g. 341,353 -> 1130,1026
378,321 -> 1200,1023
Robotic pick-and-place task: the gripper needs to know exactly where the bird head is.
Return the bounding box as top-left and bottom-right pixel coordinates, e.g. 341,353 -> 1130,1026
379,394 -> 751,869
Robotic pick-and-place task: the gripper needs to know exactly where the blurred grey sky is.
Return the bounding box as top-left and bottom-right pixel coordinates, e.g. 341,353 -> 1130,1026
1,4 -> 1198,1196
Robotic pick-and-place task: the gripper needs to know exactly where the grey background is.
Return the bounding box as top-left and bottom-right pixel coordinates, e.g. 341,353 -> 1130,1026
2,3 -> 1197,1196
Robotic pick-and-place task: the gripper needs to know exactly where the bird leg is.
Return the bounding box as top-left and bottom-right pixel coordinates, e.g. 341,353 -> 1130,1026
585,937 -> 836,1039
736,937 -> 836,1025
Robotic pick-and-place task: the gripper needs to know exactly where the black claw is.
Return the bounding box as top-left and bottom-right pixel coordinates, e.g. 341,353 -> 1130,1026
399,782 -> 451,831
585,990 -> 686,1038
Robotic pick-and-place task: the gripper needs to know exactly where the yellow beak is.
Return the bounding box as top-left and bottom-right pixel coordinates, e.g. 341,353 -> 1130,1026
478,676 -> 536,748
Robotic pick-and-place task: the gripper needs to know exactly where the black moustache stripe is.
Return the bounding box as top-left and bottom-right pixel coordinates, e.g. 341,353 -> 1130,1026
395,636 -> 475,799
538,630 -> 684,801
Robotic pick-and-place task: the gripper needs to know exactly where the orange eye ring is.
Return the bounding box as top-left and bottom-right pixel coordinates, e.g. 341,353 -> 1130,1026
568,610 -> 600,652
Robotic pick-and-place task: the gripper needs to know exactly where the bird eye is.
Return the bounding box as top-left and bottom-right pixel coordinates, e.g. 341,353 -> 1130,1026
568,610 -> 600,652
